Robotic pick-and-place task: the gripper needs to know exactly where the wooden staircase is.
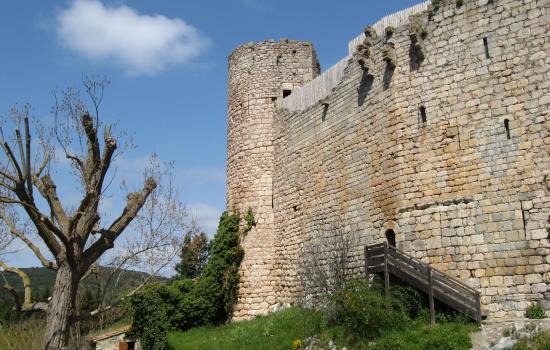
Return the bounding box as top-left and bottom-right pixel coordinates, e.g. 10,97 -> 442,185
364,242 -> 482,324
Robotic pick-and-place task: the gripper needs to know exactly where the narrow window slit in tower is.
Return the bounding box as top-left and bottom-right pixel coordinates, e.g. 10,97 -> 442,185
520,201 -> 528,237
321,103 -> 329,122
483,37 -> 490,59
504,119 -> 511,139
456,122 -> 463,149
293,205 -> 298,212
419,105 -> 427,125
283,89 -> 292,98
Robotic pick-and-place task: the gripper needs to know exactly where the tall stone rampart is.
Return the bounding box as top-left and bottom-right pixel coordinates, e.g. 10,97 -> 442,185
227,39 -> 320,319
271,0 -> 549,318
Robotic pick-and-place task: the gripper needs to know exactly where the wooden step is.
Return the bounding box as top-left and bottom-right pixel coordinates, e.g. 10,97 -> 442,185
365,242 -> 482,324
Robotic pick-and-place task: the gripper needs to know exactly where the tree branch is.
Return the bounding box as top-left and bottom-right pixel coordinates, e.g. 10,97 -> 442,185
0,213 -> 58,270
0,139 -> 24,182
6,191 -> 64,258
0,261 -> 32,307
81,114 -> 100,180
73,276 -> 150,321
96,131 -> 117,192
75,247 -> 174,322
70,118 -> 116,239
14,121 -> 27,182
81,178 -> 157,272
0,169 -> 18,184
24,117 -> 33,198
34,153 -> 49,179
0,180 -> 16,192
33,175 -> 70,233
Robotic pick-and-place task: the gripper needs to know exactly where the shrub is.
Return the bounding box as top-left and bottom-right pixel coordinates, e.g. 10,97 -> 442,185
420,28 -> 429,40
327,279 -> 410,340
128,287 -> 169,350
129,211 -> 244,349
525,302 -> 546,319
456,0 -> 464,7
390,285 -> 423,318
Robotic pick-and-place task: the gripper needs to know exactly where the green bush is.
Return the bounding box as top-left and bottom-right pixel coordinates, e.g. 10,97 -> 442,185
390,285 -> 422,318
128,284 -> 174,350
129,211 -> 244,350
328,279 -> 410,340
525,302 -> 546,319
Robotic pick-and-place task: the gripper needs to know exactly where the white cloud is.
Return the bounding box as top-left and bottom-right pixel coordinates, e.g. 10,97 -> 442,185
187,203 -> 222,235
56,0 -> 210,76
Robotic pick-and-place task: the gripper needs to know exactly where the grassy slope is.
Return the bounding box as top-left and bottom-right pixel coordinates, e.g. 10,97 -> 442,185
167,307 -> 477,350
168,307 -> 324,350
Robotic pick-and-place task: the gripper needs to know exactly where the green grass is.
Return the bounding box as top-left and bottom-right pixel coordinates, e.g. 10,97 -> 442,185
370,323 -> 475,350
506,332 -> 550,350
0,316 -> 44,350
167,307 -> 324,350
167,307 -> 477,350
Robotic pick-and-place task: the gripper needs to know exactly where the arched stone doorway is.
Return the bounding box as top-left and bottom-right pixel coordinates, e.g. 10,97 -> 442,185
380,221 -> 400,249
385,229 -> 396,247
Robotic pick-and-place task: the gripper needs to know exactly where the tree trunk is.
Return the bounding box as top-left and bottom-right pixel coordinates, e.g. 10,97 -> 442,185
42,262 -> 79,350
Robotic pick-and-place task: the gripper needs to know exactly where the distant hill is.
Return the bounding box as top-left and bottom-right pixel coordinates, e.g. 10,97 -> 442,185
0,266 -> 167,304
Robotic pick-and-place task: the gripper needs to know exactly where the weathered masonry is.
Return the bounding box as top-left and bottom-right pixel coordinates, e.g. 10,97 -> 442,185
227,0 -> 550,319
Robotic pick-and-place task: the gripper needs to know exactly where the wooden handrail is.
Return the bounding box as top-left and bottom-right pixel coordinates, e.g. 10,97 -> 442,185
364,243 -> 482,324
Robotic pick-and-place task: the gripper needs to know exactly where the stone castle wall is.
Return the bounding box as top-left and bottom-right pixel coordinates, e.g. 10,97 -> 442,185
227,40 -> 320,319
228,0 -> 549,318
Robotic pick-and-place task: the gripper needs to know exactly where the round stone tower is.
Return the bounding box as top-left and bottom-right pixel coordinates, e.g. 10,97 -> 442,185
227,39 -> 320,319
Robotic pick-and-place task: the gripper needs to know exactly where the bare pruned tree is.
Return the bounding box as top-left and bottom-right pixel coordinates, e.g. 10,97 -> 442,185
0,78 -> 184,350
83,155 -> 186,319
298,219 -> 357,305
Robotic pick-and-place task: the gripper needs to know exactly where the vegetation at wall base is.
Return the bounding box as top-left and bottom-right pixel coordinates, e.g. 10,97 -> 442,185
505,331 -> 550,350
167,278 -> 477,350
129,211 -> 244,350
167,306 -> 476,350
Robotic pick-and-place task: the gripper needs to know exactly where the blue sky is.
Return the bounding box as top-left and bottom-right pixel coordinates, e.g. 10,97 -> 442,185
0,0 -> 422,267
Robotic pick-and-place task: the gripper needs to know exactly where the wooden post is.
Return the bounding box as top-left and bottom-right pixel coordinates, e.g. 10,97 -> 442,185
364,246 -> 369,280
384,242 -> 390,301
475,292 -> 482,325
427,266 -> 435,326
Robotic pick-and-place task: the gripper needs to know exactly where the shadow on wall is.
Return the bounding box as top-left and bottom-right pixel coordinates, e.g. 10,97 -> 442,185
358,72 -> 374,106
383,65 -> 395,90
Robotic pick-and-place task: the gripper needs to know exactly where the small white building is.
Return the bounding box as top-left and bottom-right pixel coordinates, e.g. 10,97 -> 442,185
90,326 -> 140,350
